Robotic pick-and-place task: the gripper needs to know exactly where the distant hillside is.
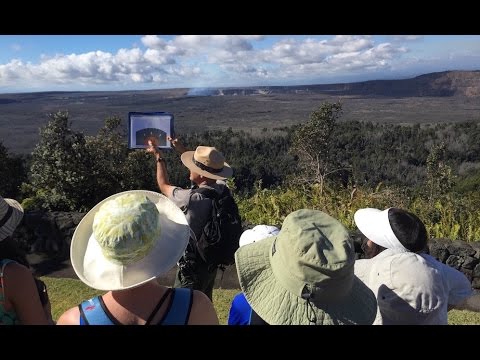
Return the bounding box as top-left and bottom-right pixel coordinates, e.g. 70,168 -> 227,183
2,70 -> 479,100
212,70 -> 480,98
1,70 -> 480,155
327,70 -> 480,97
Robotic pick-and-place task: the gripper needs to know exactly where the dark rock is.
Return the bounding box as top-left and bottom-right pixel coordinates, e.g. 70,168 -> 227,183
446,255 -> 463,270
474,263 -> 480,278
54,212 -> 76,233
460,269 -> 473,282
462,256 -> 479,270
472,277 -> 480,290
429,238 -> 451,263
447,241 -> 476,257
469,242 -> 480,259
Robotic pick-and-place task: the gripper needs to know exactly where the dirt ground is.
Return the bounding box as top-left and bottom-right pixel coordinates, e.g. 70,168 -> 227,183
28,253 -> 241,289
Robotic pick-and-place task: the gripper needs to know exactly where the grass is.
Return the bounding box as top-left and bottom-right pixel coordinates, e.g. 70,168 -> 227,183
42,277 -> 480,325
447,309 -> 480,325
43,277 -> 103,321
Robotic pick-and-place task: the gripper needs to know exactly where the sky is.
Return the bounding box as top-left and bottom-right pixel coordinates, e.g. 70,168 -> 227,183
0,35 -> 479,94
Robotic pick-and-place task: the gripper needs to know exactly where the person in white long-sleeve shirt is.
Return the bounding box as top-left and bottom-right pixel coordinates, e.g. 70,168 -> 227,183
354,207 -> 480,325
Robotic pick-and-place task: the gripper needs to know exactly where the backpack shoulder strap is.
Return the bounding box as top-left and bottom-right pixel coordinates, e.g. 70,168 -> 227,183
145,288 -> 172,325
182,187 -> 217,214
160,288 -> 194,325
192,186 -> 220,200
79,296 -> 117,325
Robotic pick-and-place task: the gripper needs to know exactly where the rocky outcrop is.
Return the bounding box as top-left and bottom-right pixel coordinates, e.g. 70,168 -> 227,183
13,210 -> 85,261
429,238 -> 480,288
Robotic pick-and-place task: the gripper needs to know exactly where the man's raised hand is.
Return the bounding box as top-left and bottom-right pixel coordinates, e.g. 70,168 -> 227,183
168,136 -> 187,154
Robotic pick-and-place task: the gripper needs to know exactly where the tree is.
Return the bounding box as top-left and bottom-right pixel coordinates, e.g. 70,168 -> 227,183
85,116 -> 130,204
0,142 -> 27,198
121,150 -> 158,191
26,111 -> 94,211
426,142 -> 455,200
290,101 -> 348,195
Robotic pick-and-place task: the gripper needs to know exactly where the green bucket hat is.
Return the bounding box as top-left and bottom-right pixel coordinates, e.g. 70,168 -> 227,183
235,209 -> 377,325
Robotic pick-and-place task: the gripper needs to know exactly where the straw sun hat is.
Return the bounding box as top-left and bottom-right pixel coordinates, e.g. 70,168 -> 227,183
181,146 -> 233,180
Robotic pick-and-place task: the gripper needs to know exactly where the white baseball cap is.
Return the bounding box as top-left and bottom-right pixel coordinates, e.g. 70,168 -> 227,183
239,225 -> 280,247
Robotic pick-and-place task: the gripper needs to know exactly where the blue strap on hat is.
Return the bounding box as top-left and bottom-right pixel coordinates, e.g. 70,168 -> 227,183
161,288 -> 193,325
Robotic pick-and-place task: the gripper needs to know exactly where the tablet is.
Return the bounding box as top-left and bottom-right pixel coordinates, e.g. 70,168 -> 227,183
128,112 -> 174,149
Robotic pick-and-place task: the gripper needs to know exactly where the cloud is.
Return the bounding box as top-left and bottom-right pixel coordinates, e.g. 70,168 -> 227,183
141,35 -> 167,49
0,35 -> 430,90
222,36 -> 407,82
173,35 -> 264,52
0,35 -> 270,89
0,59 -> 26,81
391,35 -> 423,41
261,36 -> 375,66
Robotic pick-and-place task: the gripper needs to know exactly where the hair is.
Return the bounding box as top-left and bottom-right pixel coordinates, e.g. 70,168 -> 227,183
388,208 -> 428,253
0,236 -> 29,267
351,229 -> 367,254
360,236 -> 386,258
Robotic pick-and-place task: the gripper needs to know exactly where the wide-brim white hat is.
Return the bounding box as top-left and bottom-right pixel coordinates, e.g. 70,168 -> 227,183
71,190 -> 190,291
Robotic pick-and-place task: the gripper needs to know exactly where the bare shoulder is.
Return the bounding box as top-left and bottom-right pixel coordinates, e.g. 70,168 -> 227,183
2,262 -> 34,302
57,306 -> 81,325
3,261 -> 36,292
188,290 -> 219,325
3,261 -> 31,280
1,262 -> 52,324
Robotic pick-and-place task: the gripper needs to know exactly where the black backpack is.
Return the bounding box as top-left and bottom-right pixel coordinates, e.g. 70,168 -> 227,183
191,186 -> 242,269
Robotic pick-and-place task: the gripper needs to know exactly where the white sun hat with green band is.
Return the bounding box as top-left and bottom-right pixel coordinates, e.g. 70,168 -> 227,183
71,190 -> 190,291
235,209 -> 377,325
